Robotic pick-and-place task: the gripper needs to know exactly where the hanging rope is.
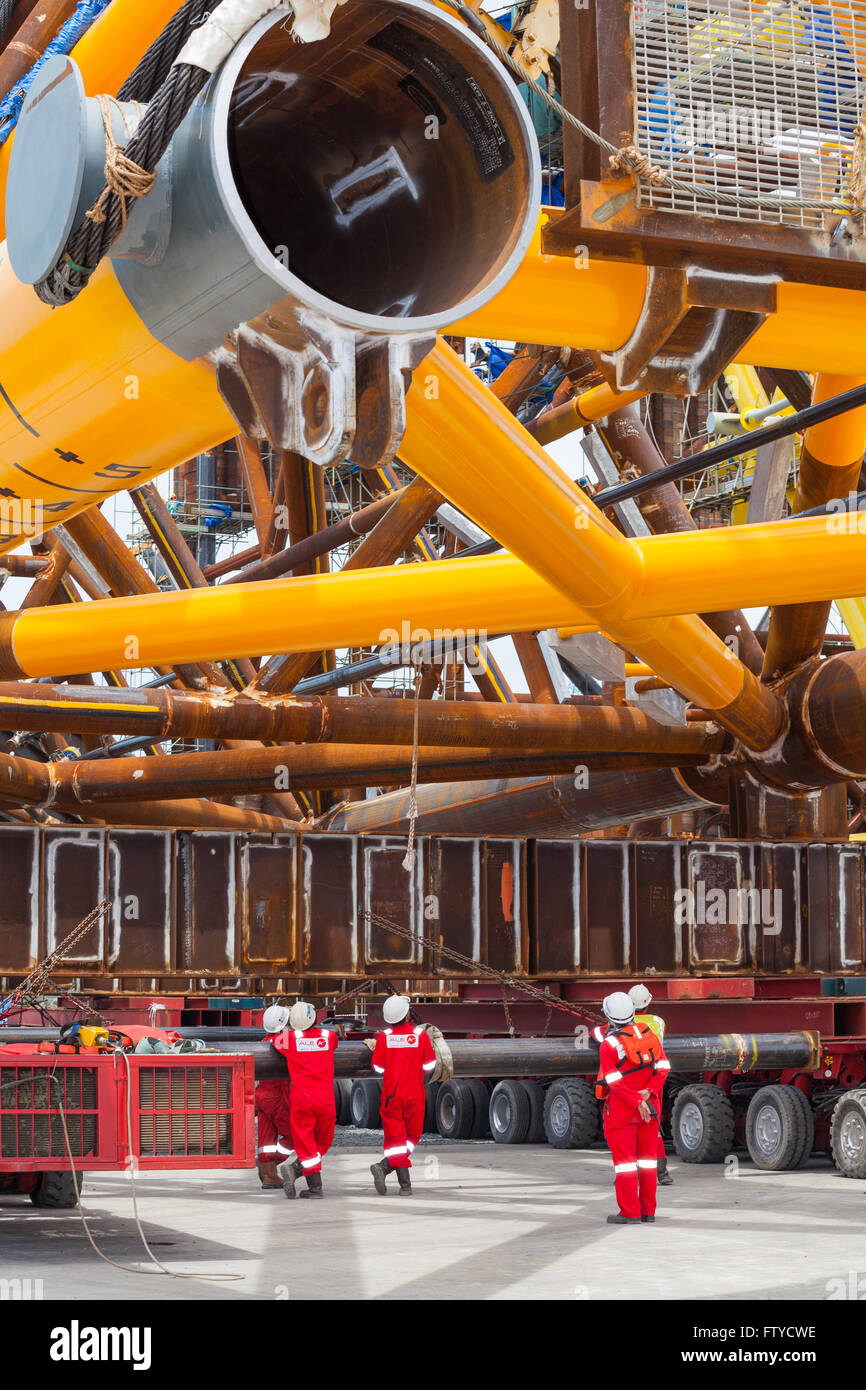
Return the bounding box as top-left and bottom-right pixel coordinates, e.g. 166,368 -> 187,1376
401,664 -> 422,873
850,122 -> 866,219
0,900 -> 110,1020
0,0 -> 18,38
117,0 -> 215,103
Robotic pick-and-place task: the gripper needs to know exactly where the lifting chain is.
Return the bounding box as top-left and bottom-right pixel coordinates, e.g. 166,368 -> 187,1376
362,907 -> 601,1026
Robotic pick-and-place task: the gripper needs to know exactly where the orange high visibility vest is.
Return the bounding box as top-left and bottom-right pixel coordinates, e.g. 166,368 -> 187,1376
594,1022 -> 665,1099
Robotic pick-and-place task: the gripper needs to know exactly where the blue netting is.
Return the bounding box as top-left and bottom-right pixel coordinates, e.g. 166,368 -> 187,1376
481,343 -> 515,382
0,0 -> 114,145
203,503 -> 234,529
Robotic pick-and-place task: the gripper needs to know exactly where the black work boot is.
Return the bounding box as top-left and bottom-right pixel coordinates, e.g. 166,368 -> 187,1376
371,1158 -> 391,1195
300,1171 -> 323,1199
396,1167 -> 412,1195
641,1214 -> 656,1223
606,1214 -> 641,1224
658,1152 -> 673,1186
283,1159 -> 304,1200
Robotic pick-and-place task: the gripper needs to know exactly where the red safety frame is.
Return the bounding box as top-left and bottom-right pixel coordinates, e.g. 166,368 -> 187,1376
129,1055 -> 255,1170
0,1051 -> 254,1173
0,1053 -> 120,1172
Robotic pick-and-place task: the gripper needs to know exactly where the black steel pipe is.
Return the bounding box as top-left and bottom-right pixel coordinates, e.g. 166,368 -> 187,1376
0,1029 -> 818,1077
593,381 -> 866,509
231,1031 -> 822,1078
795,488 -> 866,520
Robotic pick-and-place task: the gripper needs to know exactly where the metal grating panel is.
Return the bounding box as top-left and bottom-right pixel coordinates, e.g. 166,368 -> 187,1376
632,0 -> 866,228
137,1064 -> 233,1158
0,1064 -> 99,1158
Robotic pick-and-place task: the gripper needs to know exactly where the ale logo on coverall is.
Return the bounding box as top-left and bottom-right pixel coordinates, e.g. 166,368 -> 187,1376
387,1035 -> 418,1047
297,1037 -> 328,1051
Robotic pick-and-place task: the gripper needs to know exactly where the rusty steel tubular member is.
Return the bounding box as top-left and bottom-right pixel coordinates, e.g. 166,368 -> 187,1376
317,766 -> 724,836
756,647 -> 866,789
0,682 -> 730,754
0,745 -> 717,811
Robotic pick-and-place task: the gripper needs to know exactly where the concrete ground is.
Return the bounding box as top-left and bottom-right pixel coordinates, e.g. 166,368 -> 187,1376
2,1137 -> 865,1301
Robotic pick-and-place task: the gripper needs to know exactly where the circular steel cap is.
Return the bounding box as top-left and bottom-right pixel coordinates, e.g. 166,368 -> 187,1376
6,56 -> 93,285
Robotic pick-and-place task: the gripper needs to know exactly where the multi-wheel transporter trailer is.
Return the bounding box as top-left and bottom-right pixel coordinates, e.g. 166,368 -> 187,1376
6,1022 -> 863,1187
5,827 -> 866,1186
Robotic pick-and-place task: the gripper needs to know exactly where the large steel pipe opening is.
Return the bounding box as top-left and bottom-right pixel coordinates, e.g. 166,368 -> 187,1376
223,0 -> 540,327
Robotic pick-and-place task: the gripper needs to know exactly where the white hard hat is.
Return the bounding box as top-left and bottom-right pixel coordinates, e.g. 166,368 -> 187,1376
602,991 -> 635,1025
262,1004 -> 290,1034
289,1000 -> 317,1032
383,995 -> 411,1025
629,984 -> 653,1010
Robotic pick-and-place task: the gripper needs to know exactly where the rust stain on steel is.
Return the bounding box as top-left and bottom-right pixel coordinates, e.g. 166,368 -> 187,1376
0,683 -> 730,755
44,828 -> 106,967
500,860 -> 514,923
0,827 -> 40,971
239,835 -> 297,968
107,829 -> 174,974
0,828 -> 864,986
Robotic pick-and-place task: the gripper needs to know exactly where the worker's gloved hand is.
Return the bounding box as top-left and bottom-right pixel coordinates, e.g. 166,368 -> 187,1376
638,1100 -> 652,1123
363,1038 -> 376,1052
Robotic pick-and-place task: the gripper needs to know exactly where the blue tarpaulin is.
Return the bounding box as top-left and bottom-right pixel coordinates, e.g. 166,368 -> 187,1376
0,0 -> 114,145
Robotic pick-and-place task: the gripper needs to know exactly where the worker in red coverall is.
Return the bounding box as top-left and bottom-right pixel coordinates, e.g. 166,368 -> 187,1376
256,1005 -> 295,1189
368,995 -> 436,1196
595,991 -> 670,1225
270,1001 -> 337,1200
629,982 -> 673,1186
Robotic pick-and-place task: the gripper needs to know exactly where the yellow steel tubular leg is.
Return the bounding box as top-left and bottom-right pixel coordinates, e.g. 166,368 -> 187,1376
761,373 -> 866,679
448,216 -> 866,377
400,341 -> 784,750
838,599 -> 866,650
4,516 -> 866,683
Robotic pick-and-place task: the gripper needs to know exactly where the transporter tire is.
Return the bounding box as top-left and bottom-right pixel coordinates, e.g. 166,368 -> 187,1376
830,1089 -> 866,1178
745,1084 -> 811,1171
489,1080 -> 531,1144
423,1081 -> 440,1134
29,1171 -> 80,1208
543,1077 -> 599,1149
334,1078 -> 353,1127
672,1084 -> 735,1163
350,1078 -> 382,1130
520,1080 -> 547,1144
436,1079 -> 476,1140
465,1079 -> 491,1139
785,1086 -> 815,1168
